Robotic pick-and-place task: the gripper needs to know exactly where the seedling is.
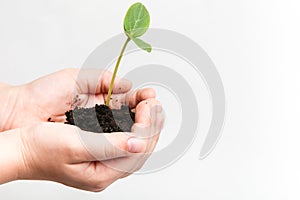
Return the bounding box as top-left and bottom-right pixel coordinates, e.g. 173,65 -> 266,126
105,2 -> 152,106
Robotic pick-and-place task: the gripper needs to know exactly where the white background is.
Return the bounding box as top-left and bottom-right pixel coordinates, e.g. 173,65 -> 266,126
0,0 -> 298,199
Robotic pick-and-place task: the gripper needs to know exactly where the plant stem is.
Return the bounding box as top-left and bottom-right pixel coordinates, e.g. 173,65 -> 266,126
106,37 -> 131,106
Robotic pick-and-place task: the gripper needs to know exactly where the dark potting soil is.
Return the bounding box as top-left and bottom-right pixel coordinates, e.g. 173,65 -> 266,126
65,104 -> 135,133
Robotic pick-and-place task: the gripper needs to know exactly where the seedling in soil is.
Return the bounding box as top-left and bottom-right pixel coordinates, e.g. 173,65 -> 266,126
65,2 -> 152,133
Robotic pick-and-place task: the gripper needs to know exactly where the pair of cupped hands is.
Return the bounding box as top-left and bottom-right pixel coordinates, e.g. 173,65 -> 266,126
0,68 -> 163,192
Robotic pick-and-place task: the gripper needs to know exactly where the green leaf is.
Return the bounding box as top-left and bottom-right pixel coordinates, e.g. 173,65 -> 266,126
133,38 -> 152,53
124,2 -> 150,39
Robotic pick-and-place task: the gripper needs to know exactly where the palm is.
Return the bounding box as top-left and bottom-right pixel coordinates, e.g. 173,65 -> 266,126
18,68 -> 153,128
27,70 -> 77,121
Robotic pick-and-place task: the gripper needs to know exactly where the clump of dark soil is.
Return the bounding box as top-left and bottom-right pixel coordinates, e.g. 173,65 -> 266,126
65,104 -> 135,133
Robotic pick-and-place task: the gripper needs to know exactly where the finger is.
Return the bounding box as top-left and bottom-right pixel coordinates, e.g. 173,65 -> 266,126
85,88 -> 156,109
131,99 -> 164,139
100,128 -> 161,175
101,152 -> 149,176
126,88 -> 156,108
71,93 -> 105,108
85,159 -> 141,190
75,69 -> 132,94
134,98 -> 162,124
100,70 -> 132,94
77,130 -> 146,162
131,99 -> 164,157
80,143 -> 149,189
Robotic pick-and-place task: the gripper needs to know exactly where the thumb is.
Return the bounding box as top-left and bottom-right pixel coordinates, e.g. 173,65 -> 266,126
78,130 -> 146,161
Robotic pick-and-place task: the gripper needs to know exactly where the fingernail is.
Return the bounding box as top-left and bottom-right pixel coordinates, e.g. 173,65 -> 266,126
127,138 -> 144,153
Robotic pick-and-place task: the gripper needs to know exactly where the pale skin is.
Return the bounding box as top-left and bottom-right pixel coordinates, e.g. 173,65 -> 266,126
0,68 -> 163,192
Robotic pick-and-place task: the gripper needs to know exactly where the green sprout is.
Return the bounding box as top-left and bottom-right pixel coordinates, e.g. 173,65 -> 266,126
105,2 -> 152,106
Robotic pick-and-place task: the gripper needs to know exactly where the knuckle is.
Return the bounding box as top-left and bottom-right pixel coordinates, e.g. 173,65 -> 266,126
93,186 -> 106,193
120,172 -> 132,179
92,188 -> 105,193
91,181 -> 108,193
84,173 -> 108,192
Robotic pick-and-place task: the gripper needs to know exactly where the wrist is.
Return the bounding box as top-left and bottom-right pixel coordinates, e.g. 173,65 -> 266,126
0,128 -> 26,184
0,84 -> 25,131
